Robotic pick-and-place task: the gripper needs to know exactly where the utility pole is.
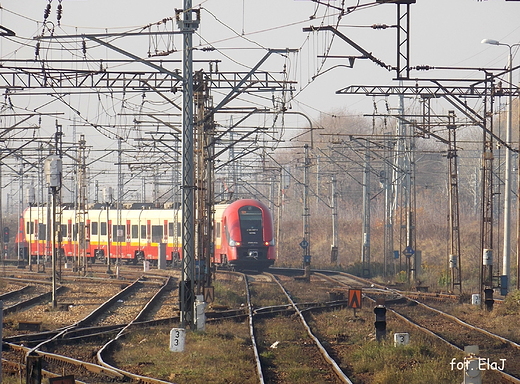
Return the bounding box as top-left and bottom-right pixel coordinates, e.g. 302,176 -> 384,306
331,175 -> 338,264
361,145 -> 371,277
302,144 -> 311,280
481,73 -> 496,311
117,137 -> 123,266
194,69 -> 215,294
276,168 -> 284,262
447,111 -> 462,294
18,157 -> 24,267
383,133 -> 394,276
178,1 -> 199,329
45,123 -> 63,308
77,135 -> 88,275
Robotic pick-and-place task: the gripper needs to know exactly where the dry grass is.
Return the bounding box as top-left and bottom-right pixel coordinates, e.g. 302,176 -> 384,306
211,275 -> 247,309
249,282 -> 287,307
450,293 -> 520,343
254,315 -> 341,383
309,306 -> 468,384
114,321 -> 256,383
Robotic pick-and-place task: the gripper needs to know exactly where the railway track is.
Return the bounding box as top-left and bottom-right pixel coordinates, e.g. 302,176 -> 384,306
0,279 -> 63,317
318,270 -> 520,383
244,271 -> 352,383
3,266 -> 516,383
2,274 -> 177,383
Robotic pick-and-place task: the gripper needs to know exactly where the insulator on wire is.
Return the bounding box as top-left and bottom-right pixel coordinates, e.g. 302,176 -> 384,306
57,1 -> 63,24
44,3 -> 51,21
35,42 -> 40,59
82,40 -> 87,57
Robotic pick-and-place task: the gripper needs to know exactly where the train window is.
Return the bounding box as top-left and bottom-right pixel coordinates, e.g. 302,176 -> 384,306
168,222 -> 174,237
238,206 -> 263,245
61,224 -> 67,237
91,222 -> 98,236
73,223 -> 78,240
131,225 -> 138,239
38,223 -> 46,240
101,222 -> 107,236
113,225 -> 125,242
177,222 -> 181,238
152,225 -> 163,243
26,222 -> 34,235
141,225 -> 146,239
216,222 -> 221,238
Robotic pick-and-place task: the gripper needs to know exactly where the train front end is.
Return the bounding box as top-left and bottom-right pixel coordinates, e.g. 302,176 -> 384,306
221,199 -> 275,271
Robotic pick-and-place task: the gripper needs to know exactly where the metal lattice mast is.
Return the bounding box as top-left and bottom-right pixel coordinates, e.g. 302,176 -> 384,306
394,93 -> 406,272
194,70 -> 204,293
117,137 -> 123,264
178,0 -> 199,328
194,69 -> 214,291
203,84 -> 215,290
302,144 -> 311,278
447,111 -> 462,294
77,135 -> 88,274
481,74 -> 495,308
396,1 -> 413,80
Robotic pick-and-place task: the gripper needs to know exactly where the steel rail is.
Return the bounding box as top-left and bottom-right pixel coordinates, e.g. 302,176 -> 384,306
317,270 -> 520,384
4,276 -> 168,382
5,342 -> 124,380
95,276 -> 177,384
24,277 -> 146,353
409,299 -> 520,350
244,273 -> 266,384
3,285 -> 66,315
364,295 -> 520,384
267,273 -> 354,384
74,277 -> 144,328
1,358 -> 89,384
0,285 -> 31,300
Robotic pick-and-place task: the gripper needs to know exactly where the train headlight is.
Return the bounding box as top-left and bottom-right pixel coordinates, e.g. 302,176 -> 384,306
229,239 -> 241,247
264,239 -> 275,246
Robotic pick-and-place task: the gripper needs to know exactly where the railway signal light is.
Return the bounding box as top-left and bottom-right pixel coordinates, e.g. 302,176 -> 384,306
484,288 -> 494,311
3,227 -> 9,243
374,305 -> 387,341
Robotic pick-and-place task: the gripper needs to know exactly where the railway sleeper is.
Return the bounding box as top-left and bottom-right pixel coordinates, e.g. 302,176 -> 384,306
5,342 -> 125,381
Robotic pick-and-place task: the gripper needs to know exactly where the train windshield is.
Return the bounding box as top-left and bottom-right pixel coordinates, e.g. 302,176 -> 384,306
238,205 -> 263,245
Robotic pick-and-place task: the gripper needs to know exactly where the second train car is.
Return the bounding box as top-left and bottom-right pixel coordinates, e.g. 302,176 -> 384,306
16,198 -> 276,271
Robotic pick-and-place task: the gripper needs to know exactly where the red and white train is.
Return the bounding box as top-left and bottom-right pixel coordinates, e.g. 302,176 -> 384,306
16,198 -> 276,271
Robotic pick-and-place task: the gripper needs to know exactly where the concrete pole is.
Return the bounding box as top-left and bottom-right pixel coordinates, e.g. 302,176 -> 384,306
361,145 -> 371,277
502,48 -> 513,294
331,175 -> 338,264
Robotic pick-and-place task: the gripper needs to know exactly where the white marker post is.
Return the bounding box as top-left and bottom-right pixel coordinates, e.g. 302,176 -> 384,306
169,328 -> 186,352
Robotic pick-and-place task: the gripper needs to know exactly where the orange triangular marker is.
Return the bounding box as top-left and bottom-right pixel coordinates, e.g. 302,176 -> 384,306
348,289 -> 362,309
